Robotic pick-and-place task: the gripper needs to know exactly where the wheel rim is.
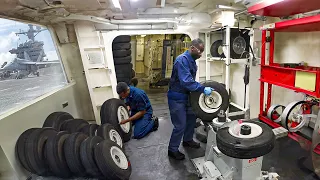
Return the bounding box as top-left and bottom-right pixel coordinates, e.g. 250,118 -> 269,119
110,146 -> 128,170
198,91 -> 223,113
228,122 -> 263,139
281,101 -> 307,132
267,104 -> 285,123
117,106 -> 130,133
109,129 -> 123,148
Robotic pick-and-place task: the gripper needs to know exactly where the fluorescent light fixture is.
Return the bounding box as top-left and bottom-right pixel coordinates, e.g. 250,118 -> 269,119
111,0 -> 122,10
141,35 -> 146,37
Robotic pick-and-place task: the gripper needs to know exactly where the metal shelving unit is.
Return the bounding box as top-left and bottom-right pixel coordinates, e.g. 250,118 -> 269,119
258,14 -> 320,153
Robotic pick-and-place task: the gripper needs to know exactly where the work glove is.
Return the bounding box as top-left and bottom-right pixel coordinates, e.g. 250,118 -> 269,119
204,87 -> 214,95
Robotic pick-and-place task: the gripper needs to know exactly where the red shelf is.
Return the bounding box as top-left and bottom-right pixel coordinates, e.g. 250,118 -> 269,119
270,14 -> 320,32
248,0 -> 320,17
260,65 -> 320,98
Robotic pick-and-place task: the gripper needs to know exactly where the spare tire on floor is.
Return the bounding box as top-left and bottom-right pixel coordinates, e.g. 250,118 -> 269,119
195,125 -> 207,143
113,50 -> 132,58
80,136 -> 104,178
94,140 -> 132,180
45,131 -> 72,178
100,98 -> 132,142
113,42 -> 131,50
113,35 -> 131,43
97,123 -> 123,148
114,56 -> 132,65
60,119 -> 89,133
80,124 -> 99,136
25,128 -> 57,176
64,132 -> 88,177
216,121 -> 275,159
16,128 -> 40,173
190,81 -> 229,122
43,112 -> 74,130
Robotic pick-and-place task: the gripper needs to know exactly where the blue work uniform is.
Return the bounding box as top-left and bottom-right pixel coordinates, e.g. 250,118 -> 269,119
168,50 -> 204,152
125,86 -> 154,139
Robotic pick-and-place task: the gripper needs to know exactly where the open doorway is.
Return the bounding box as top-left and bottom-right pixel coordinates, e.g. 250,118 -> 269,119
112,34 -> 191,94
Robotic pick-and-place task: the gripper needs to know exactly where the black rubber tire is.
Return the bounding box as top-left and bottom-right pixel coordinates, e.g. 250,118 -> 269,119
116,72 -> 131,79
16,128 -> 39,173
45,131 -> 72,178
113,35 -> 131,43
80,136 -> 104,178
114,56 -> 132,65
60,119 -> 89,133
80,124 -> 99,136
94,140 -> 132,180
190,81 -> 229,122
113,42 -> 131,50
117,77 -> 131,85
220,83 -> 232,99
113,50 -> 132,58
131,69 -> 136,78
25,128 -> 57,176
115,63 -> 133,73
100,98 -> 132,142
216,121 -> 275,159
64,132 -> 88,177
97,123 -> 123,148
42,112 -> 74,130
195,125 -> 207,143
210,40 -> 226,58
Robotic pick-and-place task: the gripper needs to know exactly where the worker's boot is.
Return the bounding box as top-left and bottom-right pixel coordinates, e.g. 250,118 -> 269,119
168,150 -> 185,160
152,116 -> 159,131
182,140 -> 200,149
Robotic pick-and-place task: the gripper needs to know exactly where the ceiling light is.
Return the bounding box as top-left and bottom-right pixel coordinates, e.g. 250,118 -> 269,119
174,9 -> 178,13
111,0 -> 122,10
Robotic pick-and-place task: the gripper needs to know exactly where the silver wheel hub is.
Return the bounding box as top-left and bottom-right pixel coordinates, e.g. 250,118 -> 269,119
110,146 -> 128,170
198,91 -> 223,114
109,129 -> 123,148
228,122 -> 263,139
117,106 -> 130,133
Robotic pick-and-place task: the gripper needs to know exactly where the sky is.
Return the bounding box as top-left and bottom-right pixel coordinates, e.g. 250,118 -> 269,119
0,18 -> 59,65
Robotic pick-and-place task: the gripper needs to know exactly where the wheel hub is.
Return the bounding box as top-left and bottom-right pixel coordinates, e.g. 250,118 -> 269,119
228,122 -> 263,139
117,106 -> 130,133
198,91 -> 223,114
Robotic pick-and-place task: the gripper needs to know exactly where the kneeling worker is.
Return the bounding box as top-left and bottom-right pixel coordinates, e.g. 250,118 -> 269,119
117,82 -> 159,139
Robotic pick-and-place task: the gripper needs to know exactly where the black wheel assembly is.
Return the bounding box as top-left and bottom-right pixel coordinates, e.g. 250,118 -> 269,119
60,119 -> 89,133
195,125 -> 207,143
100,98 -> 132,142
97,123 -> 123,148
80,136 -> 104,177
216,121 -> 275,159
64,132 -> 88,177
113,35 -> 131,43
42,111 -> 74,130
210,40 -> 225,58
16,128 -> 39,173
190,81 -> 229,122
80,124 -> 99,136
94,140 -> 132,180
112,42 -> 131,50
25,128 -> 57,176
114,56 -> 132,65
45,131 -> 72,178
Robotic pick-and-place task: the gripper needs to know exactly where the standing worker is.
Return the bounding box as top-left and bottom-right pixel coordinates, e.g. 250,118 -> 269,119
167,38 -> 213,160
117,82 -> 159,139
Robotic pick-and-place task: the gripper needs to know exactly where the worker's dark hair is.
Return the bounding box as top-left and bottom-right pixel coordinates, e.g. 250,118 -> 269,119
116,82 -> 129,94
191,38 -> 204,48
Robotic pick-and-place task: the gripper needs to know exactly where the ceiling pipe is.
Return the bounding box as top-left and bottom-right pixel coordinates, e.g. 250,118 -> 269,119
94,22 -> 175,31
209,5 -> 245,14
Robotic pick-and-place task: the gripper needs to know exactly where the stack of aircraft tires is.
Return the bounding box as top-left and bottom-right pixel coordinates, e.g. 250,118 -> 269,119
113,35 -> 133,85
16,111 -> 131,179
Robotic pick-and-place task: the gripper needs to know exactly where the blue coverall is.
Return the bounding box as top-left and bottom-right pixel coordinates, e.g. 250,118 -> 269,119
125,86 -> 154,139
168,50 -> 204,152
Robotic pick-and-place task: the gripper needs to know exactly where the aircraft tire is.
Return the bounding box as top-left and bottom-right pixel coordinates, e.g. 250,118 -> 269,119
113,49 -> 132,58
94,140 -> 132,179
25,128 -> 57,176
112,42 -> 131,50
64,132 -> 88,177
97,123 -> 123,148
114,56 -> 132,65
60,119 -> 89,133
195,125 -> 207,143
100,98 -> 132,142
80,124 -> 99,137
113,35 -> 131,43
80,136 -> 104,178
45,131 -> 72,178
43,112 -> 74,131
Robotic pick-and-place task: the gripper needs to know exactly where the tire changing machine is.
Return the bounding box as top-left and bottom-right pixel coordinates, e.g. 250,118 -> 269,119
191,115 -> 285,180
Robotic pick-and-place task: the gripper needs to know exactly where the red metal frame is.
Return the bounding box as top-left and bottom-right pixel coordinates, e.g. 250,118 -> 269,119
248,0 -> 320,17
259,15 -> 320,153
